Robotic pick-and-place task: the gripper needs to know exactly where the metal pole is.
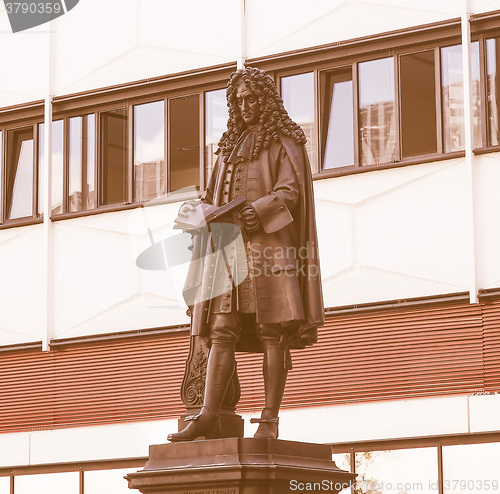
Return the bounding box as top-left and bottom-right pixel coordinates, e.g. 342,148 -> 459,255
461,0 -> 479,304
238,0 -> 246,69
42,19 -> 55,351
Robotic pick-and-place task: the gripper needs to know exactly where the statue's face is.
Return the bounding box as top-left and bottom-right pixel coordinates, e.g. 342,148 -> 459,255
235,81 -> 261,127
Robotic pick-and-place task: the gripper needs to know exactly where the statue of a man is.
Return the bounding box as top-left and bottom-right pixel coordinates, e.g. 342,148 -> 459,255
168,66 -> 324,442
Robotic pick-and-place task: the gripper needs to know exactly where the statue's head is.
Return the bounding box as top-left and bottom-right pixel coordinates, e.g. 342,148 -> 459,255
218,66 -> 306,160
227,67 -> 275,130
235,78 -> 261,128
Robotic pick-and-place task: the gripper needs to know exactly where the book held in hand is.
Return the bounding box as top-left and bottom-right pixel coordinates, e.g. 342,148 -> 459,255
173,197 -> 246,231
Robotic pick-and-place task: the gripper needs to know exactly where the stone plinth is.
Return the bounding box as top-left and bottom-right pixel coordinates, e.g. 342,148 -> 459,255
126,438 -> 356,494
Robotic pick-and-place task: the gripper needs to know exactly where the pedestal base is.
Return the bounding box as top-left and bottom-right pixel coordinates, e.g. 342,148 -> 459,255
126,438 -> 356,494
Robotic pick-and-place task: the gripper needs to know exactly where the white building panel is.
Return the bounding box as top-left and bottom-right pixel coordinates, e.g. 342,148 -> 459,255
475,153 -> 500,290
471,0 -> 500,14
1,393 -> 491,468
53,0 -> 240,97
315,159 -> 471,307
246,0 -> 465,59
0,225 -> 45,345
0,9 -> 49,107
51,205 -> 190,340
29,419 -> 177,464
0,431 -> 30,468
468,394 -> 500,433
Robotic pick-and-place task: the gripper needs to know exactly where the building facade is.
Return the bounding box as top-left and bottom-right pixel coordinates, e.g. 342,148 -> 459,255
1,0 -> 500,492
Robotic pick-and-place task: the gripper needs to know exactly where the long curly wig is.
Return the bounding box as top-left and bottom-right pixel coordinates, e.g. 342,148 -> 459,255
218,66 -> 307,161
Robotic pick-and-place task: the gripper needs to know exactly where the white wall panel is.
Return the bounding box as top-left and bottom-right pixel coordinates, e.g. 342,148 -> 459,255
0,394 -> 488,468
246,0 -> 464,59
52,204 -> 190,340
54,0 -> 240,97
469,394 -> 500,432
0,431 -> 30,468
29,419 -> 176,464
1,156 -> 480,345
0,6 -> 49,107
4,0 -> 500,107
471,0 -> 500,14
315,159 -> 471,308
53,0 -> 138,96
0,226 -> 45,345
475,153 -> 500,290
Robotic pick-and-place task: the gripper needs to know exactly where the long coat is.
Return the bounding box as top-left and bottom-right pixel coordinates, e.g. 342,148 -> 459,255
183,131 -> 324,351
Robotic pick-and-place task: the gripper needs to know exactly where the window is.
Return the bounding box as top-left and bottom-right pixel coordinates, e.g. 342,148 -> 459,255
84,468 -> 132,494
355,448 -> 438,493
487,37 -> 500,146
134,101 -> 165,203
38,120 -> 64,215
205,88 -> 228,182
14,472 -> 79,494
5,126 -> 35,220
0,131 -> 2,218
331,453 -> 351,493
3,27 -> 499,226
400,50 -> 437,157
443,443 -> 500,493
321,68 -> 355,169
69,115 -> 96,212
99,108 -> 128,206
169,95 -> 200,193
281,72 -> 316,166
441,42 -> 481,152
0,476 -> 9,493
359,56 -> 397,166
316,40 -> 485,172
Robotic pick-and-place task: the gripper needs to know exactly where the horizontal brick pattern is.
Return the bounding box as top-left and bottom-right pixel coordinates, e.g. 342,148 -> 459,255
0,299 -> 497,433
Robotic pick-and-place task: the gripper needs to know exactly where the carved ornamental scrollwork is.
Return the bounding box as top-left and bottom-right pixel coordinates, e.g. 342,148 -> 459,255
180,334 -> 240,411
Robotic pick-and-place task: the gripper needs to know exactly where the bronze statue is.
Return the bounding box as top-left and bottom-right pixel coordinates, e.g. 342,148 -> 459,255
168,66 -> 324,442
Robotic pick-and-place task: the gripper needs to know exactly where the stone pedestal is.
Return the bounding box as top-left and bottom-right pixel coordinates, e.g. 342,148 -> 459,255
126,438 -> 356,494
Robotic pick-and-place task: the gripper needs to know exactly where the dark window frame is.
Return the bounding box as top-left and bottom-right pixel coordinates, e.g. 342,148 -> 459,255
3,20 -> 500,225
267,16 -> 500,179
97,106 -> 129,208
47,72 -> 231,220
67,114 -> 97,213
0,121 -> 43,228
331,432 -> 500,494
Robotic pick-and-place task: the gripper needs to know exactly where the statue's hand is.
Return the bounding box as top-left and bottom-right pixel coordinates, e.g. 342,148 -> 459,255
239,204 -> 261,233
177,199 -> 200,218
175,199 -> 202,233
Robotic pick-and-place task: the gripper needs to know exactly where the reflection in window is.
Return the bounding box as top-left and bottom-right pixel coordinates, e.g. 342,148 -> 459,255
14,472 -> 78,494
441,42 -> 481,152
443,443 -> 500,494
170,95 -> 200,192
205,89 -> 228,183
400,50 -> 437,157
322,68 -> 354,169
487,38 -> 500,146
69,115 -> 96,212
134,101 -> 165,203
100,108 -> 128,206
6,127 -> 33,220
359,57 -> 397,166
38,121 -> 65,215
355,448 -> 438,494
281,72 -> 315,165
84,468 -> 133,494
